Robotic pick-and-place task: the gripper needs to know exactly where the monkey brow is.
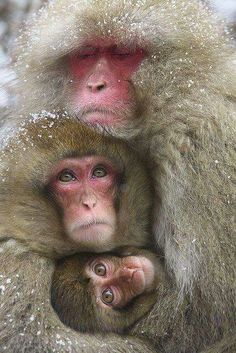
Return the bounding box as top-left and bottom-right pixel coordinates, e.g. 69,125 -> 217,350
77,46 -> 99,55
59,150 -> 98,159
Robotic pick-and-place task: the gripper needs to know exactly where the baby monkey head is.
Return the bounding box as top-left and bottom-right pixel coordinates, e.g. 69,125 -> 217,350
52,251 -> 159,333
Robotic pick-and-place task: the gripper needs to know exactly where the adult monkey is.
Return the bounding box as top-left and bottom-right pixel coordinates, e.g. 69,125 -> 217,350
0,114 -> 157,353
7,0 -> 236,352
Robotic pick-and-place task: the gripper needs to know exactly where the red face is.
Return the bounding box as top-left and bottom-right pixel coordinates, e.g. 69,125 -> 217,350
85,255 -> 155,309
51,156 -> 118,251
69,39 -> 145,126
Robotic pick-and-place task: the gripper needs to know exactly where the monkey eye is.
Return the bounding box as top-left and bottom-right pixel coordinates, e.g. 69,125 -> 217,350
101,288 -> 114,305
92,166 -> 107,178
94,263 -> 106,276
77,46 -> 98,59
112,47 -> 131,57
58,170 -> 76,182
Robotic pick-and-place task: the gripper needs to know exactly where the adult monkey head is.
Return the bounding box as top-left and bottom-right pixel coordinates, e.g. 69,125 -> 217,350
14,1 -> 233,136
13,1 -> 151,133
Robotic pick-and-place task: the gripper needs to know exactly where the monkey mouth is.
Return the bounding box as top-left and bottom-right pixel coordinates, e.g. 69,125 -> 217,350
78,219 -> 109,229
77,106 -> 126,125
68,218 -> 116,250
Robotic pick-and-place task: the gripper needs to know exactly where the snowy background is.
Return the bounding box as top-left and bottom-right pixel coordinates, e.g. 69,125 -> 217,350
212,0 -> 236,22
0,0 -> 236,112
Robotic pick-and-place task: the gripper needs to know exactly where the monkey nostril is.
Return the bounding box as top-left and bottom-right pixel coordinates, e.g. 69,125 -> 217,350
97,83 -> 106,91
120,268 -> 135,281
87,81 -> 107,92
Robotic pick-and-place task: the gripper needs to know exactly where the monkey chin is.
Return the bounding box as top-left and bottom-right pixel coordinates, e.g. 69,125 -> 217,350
72,103 -> 134,128
67,222 -> 116,252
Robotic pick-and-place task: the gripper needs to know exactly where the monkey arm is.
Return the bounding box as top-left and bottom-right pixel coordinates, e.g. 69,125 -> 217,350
0,240 -> 156,353
131,280 -> 236,353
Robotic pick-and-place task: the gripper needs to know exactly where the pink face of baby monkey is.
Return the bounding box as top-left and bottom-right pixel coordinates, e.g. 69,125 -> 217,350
85,254 -> 156,309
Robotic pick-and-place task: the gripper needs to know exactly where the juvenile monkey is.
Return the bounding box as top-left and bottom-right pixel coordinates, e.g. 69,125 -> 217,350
0,113 -> 156,353
52,249 -> 165,334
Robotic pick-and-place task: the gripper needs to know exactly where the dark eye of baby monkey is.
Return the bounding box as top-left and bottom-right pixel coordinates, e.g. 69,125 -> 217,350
94,263 -> 106,276
102,288 -> 114,304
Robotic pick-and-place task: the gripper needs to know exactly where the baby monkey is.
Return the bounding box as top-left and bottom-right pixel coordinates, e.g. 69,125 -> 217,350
52,248 -> 165,333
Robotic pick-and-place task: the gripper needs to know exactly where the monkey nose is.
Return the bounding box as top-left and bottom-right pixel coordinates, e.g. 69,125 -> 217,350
87,80 -> 107,92
81,194 -> 97,208
119,268 -> 136,282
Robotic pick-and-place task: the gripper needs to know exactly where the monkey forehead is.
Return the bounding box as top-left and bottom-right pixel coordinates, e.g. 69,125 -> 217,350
78,38 -> 122,52
17,1 -> 149,61
15,0 -> 223,67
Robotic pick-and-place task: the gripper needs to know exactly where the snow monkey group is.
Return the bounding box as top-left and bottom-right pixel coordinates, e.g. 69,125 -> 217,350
0,0 -> 235,352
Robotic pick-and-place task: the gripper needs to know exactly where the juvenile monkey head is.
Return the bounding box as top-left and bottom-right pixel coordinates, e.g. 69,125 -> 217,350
0,113 -> 153,257
52,251 -> 159,333
84,254 -> 156,309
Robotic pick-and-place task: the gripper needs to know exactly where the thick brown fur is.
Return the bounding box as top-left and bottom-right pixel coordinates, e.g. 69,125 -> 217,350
0,114 -> 155,353
3,0 -> 236,352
